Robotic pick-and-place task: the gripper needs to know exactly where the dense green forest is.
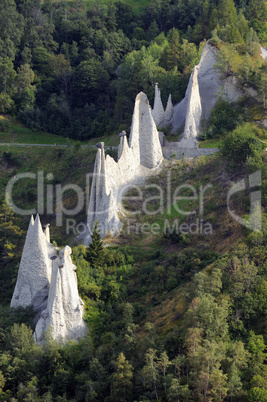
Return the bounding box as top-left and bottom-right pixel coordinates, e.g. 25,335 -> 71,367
1,0 -> 267,139
1,0 -> 267,401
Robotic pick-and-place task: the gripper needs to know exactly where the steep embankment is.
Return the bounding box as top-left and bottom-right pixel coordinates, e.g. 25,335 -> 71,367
112,152 -> 254,334
1,140 -> 266,400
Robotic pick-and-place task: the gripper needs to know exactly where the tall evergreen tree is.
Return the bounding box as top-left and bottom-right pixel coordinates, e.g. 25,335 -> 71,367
258,72 -> 267,109
86,221 -> 104,268
110,352 -> 133,401
167,29 -> 180,70
218,0 -> 238,27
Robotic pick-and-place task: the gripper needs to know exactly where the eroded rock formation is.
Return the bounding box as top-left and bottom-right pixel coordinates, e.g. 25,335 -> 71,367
171,42 -> 243,134
150,42 -> 244,155
87,41 -> 247,240
164,94 -> 173,126
11,215 -> 86,343
183,66 -> 202,141
152,83 -> 173,128
152,83 -> 165,127
86,92 -> 163,242
34,246 -> 86,343
11,215 -> 53,312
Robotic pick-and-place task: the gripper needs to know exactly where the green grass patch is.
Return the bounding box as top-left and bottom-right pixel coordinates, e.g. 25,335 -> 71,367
0,116 -> 76,145
86,133 -> 120,146
0,115 -> 120,146
198,138 -> 223,148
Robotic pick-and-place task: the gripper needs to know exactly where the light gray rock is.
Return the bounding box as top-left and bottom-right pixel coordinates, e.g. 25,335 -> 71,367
152,84 -> 173,128
183,66 -> 202,140
11,216 -> 86,344
86,145 -> 121,239
152,83 -> 165,127
11,215 -> 52,312
164,94 -> 173,126
130,92 -> 163,169
34,246 -> 87,343
86,92 -> 163,243
43,224 -> 50,243
261,46 -> 267,61
171,97 -> 187,132
171,42 -> 243,134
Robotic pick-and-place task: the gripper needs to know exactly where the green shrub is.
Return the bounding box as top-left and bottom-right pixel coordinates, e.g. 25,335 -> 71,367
0,93 -> 14,114
246,231 -> 264,247
0,120 -> 10,132
199,99 -> 248,140
221,123 -> 263,166
163,228 -> 191,245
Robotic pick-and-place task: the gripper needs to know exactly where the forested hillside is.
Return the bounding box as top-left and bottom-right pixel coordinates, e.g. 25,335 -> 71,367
0,144 -> 266,401
1,0 -> 267,140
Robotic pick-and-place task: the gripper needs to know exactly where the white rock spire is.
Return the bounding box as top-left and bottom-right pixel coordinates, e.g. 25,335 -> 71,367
171,42 -> 243,134
164,94 -> 173,126
87,143 -> 120,238
152,83 -> 165,127
11,214 -> 52,312
34,246 -> 87,343
129,92 -> 163,169
183,66 -> 202,140
11,216 -> 86,344
86,91 -> 163,243
152,83 -> 173,128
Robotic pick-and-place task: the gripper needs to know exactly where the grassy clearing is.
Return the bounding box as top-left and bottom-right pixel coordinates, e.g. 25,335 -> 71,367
0,115 -> 120,146
86,133 -> 120,146
198,138 -> 224,148
0,115 -> 76,145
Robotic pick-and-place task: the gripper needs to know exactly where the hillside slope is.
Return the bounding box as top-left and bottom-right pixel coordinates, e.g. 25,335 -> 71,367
0,141 -> 267,400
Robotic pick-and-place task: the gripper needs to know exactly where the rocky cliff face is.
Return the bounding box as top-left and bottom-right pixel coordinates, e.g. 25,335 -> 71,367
150,42 -> 244,154
171,42 -> 243,135
11,216 -> 86,343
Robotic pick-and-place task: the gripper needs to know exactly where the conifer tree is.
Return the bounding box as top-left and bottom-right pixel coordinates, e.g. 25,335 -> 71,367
218,0 -> 238,26
86,221 -> 104,268
110,352 -> 133,401
258,72 -> 267,109
167,29 -> 180,71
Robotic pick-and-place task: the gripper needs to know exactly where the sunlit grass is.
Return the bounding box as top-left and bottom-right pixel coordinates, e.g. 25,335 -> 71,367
0,115 -> 120,146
